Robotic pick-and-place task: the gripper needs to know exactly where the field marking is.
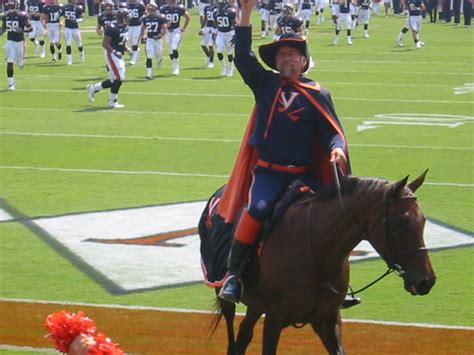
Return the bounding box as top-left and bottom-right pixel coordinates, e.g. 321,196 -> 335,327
9,88 -> 474,104
1,297 -> 473,331
0,106 -> 248,117
0,166 -> 229,179
0,345 -> 53,353
45,52 -> 473,66
1,131 -> 473,151
0,166 -> 472,187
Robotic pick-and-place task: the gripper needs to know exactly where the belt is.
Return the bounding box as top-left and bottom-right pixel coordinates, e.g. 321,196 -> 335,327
257,159 -> 309,173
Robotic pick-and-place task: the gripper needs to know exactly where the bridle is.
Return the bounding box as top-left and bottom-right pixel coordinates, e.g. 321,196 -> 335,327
326,163 -> 428,297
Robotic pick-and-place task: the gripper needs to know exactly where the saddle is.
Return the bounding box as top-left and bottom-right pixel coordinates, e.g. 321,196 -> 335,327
199,181 -> 312,287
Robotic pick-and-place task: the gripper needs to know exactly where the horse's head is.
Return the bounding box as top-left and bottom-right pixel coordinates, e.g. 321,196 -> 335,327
367,170 -> 436,296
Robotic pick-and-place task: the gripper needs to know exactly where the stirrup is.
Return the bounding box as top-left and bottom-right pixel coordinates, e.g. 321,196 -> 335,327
218,275 -> 242,304
340,295 -> 361,309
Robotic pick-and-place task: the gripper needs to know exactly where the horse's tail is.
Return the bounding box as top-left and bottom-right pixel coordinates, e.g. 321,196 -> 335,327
206,297 -> 223,344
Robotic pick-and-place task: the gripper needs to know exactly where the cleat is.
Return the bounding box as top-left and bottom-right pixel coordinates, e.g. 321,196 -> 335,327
86,84 -> 96,102
107,101 -> 124,108
7,83 -> 16,91
157,58 -> 163,68
226,65 -> 234,77
333,37 -> 339,45
50,57 -> 56,63
40,49 -> 46,58
416,41 -> 422,49
80,52 -> 85,63
347,37 -> 353,45
363,32 -> 369,38
207,61 -> 214,68
220,65 -> 227,76
171,64 -> 179,75
67,60 -> 72,65
396,37 -> 403,47
146,75 -> 153,80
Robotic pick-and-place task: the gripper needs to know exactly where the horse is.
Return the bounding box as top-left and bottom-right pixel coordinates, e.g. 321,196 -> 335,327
198,171 -> 436,354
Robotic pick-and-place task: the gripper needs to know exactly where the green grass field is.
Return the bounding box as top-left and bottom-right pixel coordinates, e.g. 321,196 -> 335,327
0,7 -> 473,347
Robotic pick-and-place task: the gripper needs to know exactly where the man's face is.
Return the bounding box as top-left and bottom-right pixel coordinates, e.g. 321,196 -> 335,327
275,45 -> 307,80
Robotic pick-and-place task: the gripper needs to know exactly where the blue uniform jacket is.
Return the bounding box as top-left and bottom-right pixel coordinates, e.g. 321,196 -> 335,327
219,26 -> 351,223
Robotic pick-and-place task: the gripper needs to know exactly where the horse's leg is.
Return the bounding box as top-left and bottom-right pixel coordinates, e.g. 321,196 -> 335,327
220,298 -> 237,355
262,313 -> 283,355
235,308 -> 262,355
311,312 -> 345,355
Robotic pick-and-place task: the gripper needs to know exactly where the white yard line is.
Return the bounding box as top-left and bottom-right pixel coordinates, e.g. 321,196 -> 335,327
0,166 -> 471,187
1,297 -> 472,330
1,131 -> 473,151
8,88 -> 474,104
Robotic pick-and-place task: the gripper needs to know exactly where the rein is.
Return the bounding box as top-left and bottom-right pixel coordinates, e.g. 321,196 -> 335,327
327,162 -> 424,297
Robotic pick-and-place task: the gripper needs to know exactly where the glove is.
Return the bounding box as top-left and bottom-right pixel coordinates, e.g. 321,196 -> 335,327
112,50 -> 122,59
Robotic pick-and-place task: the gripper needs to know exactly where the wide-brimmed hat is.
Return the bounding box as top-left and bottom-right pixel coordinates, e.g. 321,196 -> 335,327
258,34 -> 310,73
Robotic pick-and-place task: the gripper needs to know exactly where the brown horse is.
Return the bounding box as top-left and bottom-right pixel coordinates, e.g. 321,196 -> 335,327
199,171 -> 436,354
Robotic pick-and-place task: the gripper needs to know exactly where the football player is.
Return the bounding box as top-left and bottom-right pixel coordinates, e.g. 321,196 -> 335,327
357,0 -> 370,38
41,0 -> 64,62
268,0 -> 283,36
314,0 -> 325,24
140,1 -> 167,79
299,0 -> 312,34
87,8 -> 129,108
214,0 -> 236,76
63,0 -> 84,65
333,0 -> 353,45
96,2 -> 115,37
275,3 -> 304,40
396,0 -> 425,48
198,0 -> 212,27
126,0 -> 145,65
199,0 -> 217,68
26,0 -> 46,58
258,0 -> 270,37
0,1 -> 31,90
160,0 -> 190,75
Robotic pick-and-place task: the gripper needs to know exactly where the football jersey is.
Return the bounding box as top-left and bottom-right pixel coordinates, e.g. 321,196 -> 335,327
215,5 -> 237,32
42,4 -> 64,23
2,10 -> 30,41
203,3 -> 217,27
63,4 -> 83,29
408,0 -> 423,16
269,0 -> 283,14
159,4 -> 186,30
358,0 -> 370,9
27,0 -> 44,21
277,15 -> 303,34
301,0 -> 312,10
141,13 -> 166,38
339,0 -> 351,13
98,11 -> 116,27
127,2 -> 145,26
104,22 -> 128,52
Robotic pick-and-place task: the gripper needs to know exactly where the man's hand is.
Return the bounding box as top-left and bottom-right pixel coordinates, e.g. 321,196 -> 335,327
330,147 -> 347,175
240,0 -> 256,9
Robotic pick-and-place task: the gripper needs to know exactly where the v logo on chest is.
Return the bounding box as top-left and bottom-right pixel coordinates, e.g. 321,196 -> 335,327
279,91 -> 300,111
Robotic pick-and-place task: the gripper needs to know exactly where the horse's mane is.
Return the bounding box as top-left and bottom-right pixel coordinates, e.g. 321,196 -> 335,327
304,175 -> 390,203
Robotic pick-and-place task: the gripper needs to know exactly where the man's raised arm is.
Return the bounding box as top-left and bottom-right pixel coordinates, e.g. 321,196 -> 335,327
239,0 -> 256,26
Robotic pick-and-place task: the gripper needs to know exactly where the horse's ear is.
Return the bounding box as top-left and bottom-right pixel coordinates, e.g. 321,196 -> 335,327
387,175 -> 409,199
407,169 -> 429,193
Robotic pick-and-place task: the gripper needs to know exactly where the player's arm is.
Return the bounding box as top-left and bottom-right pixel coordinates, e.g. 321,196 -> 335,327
102,34 -> 116,54
0,16 -> 6,36
139,20 -> 146,42
181,10 -> 190,31
159,22 -> 167,38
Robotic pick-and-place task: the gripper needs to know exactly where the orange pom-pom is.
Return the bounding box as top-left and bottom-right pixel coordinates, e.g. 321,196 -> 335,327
45,311 -> 97,353
88,332 -> 124,355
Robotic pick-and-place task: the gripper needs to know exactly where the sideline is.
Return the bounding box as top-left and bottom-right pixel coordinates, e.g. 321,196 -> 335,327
1,297 -> 473,331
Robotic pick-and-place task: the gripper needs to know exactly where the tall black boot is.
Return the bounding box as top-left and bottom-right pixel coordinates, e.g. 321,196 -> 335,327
218,239 -> 252,303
